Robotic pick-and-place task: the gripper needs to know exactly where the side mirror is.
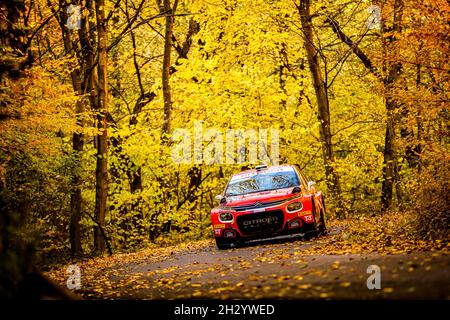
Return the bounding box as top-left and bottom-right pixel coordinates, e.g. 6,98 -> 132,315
292,186 -> 302,194
215,195 -> 223,201
307,181 -> 316,190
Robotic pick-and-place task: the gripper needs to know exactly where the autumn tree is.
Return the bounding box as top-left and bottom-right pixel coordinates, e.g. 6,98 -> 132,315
93,0 -> 109,254
53,0 -> 85,255
50,0 -> 110,254
0,0 -> 81,297
378,0 -> 404,211
322,0 -> 404,211
161,0 -> 177,137
298,0 -> 345,217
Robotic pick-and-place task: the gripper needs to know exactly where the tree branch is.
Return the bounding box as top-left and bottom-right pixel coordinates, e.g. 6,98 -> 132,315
129,17 -> 199,125
326,16 -> 383,81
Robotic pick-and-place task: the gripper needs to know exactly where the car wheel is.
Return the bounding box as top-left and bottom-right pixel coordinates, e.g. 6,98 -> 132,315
319,197 -> 327,234
215,238 -> 232,250
305,197 -> 320,240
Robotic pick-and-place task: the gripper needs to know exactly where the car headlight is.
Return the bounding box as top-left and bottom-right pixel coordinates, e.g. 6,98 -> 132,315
219,212 -> 233,222
286,202 -> 303,212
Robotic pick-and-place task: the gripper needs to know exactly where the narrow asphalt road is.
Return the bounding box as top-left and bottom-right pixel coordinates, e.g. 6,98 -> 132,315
105,229 -> 449,299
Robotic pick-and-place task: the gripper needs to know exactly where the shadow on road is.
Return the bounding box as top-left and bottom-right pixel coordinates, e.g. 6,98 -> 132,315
222,227 -> 341,250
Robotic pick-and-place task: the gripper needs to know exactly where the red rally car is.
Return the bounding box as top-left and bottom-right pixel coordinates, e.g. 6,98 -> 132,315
211,164 -> 327,249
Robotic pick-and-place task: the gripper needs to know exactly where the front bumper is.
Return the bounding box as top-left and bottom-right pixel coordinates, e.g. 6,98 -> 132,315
212,207 -> 316,241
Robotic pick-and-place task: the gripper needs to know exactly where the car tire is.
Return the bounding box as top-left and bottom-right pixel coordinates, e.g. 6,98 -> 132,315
215,238 -> 232,250
319,197 -> 327,234
305,197 -> 320,239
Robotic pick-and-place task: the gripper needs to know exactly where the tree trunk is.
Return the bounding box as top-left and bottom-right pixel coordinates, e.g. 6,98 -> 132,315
70,97 -> 85,256
416,64 -> 423,174
0,0 -> 29,79
1,0 -> 26,53
380,0 -> 404,211
381,103 -> 395,210
57,2 -> 84,256
299,0 -> 344,218
94,0 -> 109,254
324,0 -> 404,212
161,0 -> 177,137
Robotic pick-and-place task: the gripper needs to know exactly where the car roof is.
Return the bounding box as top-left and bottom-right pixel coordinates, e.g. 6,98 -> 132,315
231,164 -> 296,180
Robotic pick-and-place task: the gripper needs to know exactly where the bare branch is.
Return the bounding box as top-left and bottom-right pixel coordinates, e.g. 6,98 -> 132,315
326,16 -> 383,81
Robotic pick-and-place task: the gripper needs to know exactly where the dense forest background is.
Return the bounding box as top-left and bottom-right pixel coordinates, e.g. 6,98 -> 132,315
0,0 -> 448,297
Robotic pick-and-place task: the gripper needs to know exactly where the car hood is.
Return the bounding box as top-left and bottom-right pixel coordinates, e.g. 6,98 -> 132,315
224,187 -> 296,207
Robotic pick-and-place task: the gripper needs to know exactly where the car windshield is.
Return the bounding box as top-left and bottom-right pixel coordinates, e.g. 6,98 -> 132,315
225,170 -> 300,196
